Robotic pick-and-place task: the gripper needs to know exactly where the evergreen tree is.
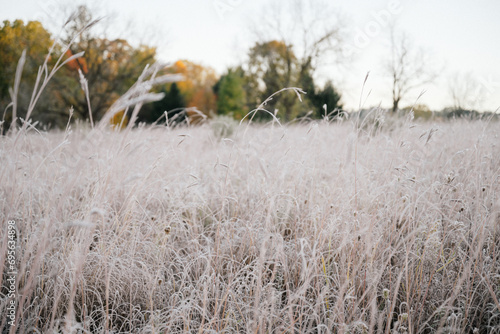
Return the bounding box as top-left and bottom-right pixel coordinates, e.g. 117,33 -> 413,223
312,81 -> 343,119
148,83 -> 186,124
215,67 -> 246,119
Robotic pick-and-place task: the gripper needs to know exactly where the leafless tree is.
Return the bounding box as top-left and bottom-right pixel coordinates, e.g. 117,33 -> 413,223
448,71 -> 485,110
386,26 -> 438,113
251,0 -> 346,72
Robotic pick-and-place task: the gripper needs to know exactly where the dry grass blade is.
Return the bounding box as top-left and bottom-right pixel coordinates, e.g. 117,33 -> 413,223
7,49 -> 27,132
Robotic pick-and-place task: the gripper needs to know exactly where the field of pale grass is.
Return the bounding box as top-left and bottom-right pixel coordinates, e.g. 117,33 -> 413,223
1,116 -> 500,333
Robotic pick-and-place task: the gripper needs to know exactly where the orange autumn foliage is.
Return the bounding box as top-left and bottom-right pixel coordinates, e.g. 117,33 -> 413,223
170,60 -> 218,116
65,49 -> 88,74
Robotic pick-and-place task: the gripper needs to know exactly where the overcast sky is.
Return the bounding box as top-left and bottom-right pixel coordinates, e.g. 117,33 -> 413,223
2,0 -> 499,111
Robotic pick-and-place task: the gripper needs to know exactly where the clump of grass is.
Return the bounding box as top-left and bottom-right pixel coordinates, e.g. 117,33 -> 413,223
210,114 -> 238,140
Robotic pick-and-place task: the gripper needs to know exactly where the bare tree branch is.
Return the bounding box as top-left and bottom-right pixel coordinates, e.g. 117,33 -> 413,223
250,0 -> 346,71
448,71 -> 485,110
386,25 -> 438,113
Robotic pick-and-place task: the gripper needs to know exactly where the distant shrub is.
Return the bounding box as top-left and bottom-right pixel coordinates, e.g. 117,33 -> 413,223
210,114 -> 238,139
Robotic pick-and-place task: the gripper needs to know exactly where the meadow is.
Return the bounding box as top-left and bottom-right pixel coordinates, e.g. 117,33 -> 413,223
1,113 -> 500,333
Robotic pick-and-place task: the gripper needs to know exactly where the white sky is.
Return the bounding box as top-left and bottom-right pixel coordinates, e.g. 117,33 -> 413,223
1,0 -> 499,111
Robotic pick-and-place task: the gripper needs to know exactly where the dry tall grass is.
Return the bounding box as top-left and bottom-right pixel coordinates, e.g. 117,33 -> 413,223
1,115 -> 500,333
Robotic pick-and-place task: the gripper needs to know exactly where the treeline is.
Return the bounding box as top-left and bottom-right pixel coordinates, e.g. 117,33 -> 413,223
0,6 -> 343,131
357,104 -> 499,122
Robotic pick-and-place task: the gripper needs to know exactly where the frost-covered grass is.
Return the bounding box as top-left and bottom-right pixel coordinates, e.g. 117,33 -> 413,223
1,116 -> 500,333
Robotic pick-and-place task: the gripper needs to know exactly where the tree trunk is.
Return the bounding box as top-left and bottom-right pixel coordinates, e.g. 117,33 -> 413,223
392,99 -> 400,113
